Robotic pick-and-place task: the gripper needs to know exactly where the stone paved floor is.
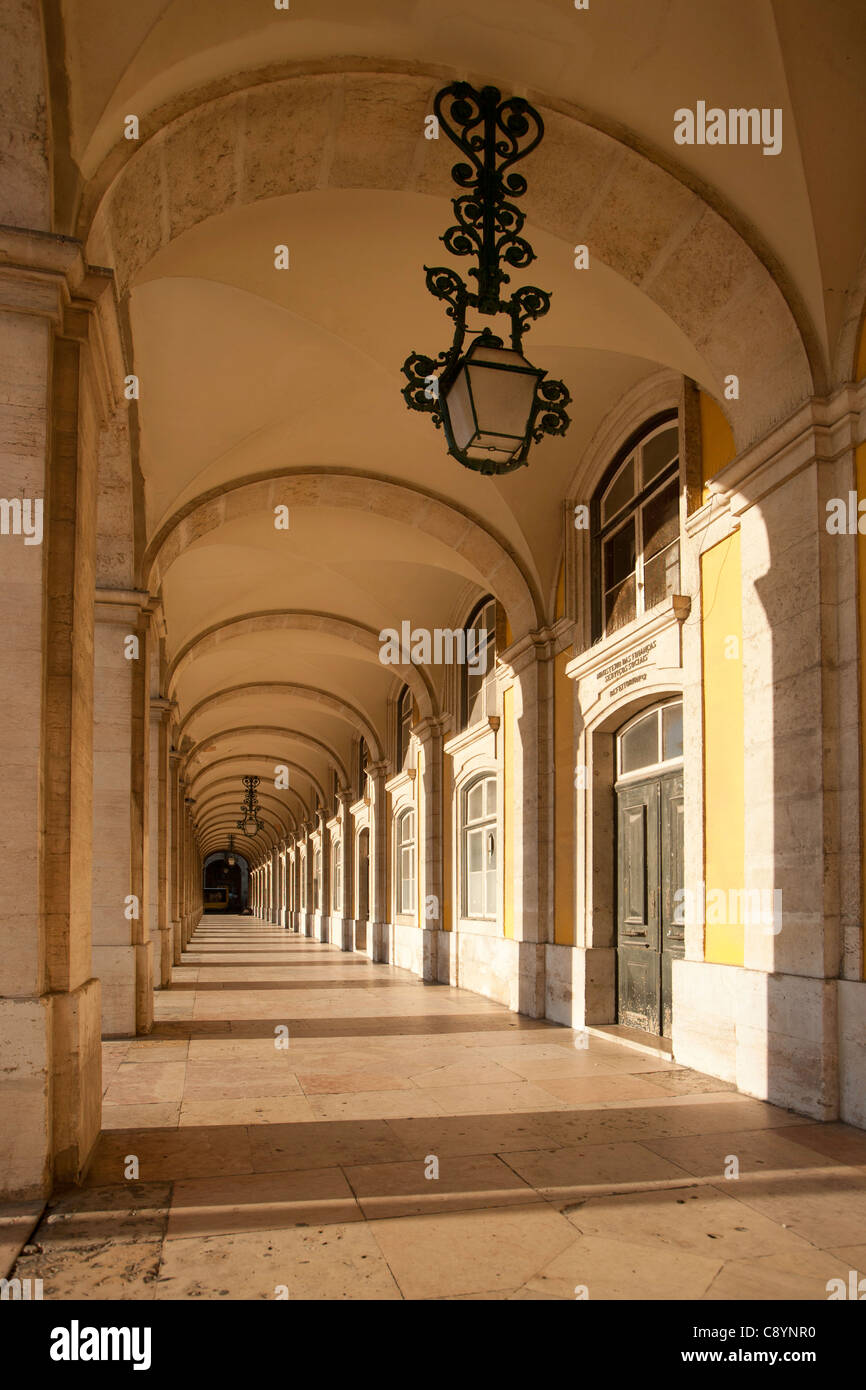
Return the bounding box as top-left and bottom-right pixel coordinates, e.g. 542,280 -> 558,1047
11,916 -> 866,1300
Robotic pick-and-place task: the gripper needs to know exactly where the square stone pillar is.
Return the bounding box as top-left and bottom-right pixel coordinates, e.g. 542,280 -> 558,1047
302,825 -> 314,936
368,761 -> 390,962
92,593 -> 154,1037
0,231 -> 123,1197
337,790 -> 355,950
317,813 -> 331,943
500,636 -> 555,1018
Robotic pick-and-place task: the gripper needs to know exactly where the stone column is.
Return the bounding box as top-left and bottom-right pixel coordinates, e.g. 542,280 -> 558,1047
368,761 -> 390,962
278,845 -> 287,927
302,825 -> 314,936
91,591 -> 154,1035
150,696 -> 173,986
502,636 -> 554,1018
415,719 -> 445,983
276,844 -> 284,925
169,751 -> 182,963
337,791 -> 355,951
318,814 -> 331,943
285,840 -> 295,930
0,228 -> 125,1196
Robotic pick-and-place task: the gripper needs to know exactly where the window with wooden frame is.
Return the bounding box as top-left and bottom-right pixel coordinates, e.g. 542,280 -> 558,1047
592,416 -> 681,640
461,775 -> 498,919
395,807 -> 416,916
460,596 -> 497,731
397,685 -> 413,769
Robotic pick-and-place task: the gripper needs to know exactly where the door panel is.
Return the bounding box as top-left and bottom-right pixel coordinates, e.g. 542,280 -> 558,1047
616,770 -> 683,1038
616,779 -> 660,1032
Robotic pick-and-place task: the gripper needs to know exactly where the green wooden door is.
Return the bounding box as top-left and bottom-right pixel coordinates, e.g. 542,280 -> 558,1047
617,771 -> 683,1037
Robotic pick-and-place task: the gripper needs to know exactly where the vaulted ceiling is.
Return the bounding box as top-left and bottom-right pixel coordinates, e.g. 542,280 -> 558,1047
46,0 -> 866,858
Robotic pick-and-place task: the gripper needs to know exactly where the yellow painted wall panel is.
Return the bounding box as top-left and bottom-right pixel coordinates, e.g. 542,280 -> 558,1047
553,650 -> 574,945
700,392 -> 736,503
701,531 -> 745,966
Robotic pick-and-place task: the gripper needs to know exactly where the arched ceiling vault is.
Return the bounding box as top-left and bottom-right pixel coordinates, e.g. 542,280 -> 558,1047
177,683 -> 383,761
190,779 -> 309,830
186,751 -> 326,812
183,726 -> 349,787
49,5 -> 865,856
194,791 -> 294,832
167,612 -> 438,719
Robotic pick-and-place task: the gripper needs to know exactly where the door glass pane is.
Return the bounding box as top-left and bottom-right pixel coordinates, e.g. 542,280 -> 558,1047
485,779 -> 497,816
620,711 -> 659,773
641,426 -> 678,486
467,783 -> 483,822
662,702 -> 684,761
602,456 -> 635,524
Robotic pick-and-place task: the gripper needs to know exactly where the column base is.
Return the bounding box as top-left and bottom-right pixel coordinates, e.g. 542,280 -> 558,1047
672,960 -> 839,1120
313,914 -> 330,943
370,921 -> 390,963
158,925 -> 173,988
544,944 -> 616,1028
135,939 -> 154,1035
52,977 -> 102,1185
839,980 -> 866,1128
92,944 -> 137,1037
0,983 -> 104,1201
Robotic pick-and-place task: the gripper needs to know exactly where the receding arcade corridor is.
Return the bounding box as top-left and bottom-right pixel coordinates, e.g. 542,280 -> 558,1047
10,915 -> 866,1301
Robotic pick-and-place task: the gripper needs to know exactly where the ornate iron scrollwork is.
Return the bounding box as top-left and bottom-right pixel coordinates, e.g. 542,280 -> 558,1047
401,82 -> 570,473
237,774 -> 265,835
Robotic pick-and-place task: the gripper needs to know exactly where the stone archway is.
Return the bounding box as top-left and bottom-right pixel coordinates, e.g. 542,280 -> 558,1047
82,67 -> 815,448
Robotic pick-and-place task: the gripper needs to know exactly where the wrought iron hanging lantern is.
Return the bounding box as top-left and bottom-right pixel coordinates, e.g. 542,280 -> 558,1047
226,833 -> 237,867
401,82 -> 571,475
236,776 -> 265,837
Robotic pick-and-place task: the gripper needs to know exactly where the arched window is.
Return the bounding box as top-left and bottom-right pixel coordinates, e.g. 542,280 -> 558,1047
357,737 -> 369,801
396,808 -> 416,915
617,699 -> 683,780
313,848 -> 322,912
332,840 -> 342,909
593,418 -> 680,639
462,775 -> 497,919
461,596 -> 497,731
397,685 -> 413,769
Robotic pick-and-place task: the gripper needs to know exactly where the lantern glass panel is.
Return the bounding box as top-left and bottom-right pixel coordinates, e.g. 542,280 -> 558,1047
444,343 -> 542,463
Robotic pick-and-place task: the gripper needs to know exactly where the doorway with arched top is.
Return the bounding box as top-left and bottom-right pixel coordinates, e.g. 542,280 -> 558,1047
615,698 -> 684,1037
